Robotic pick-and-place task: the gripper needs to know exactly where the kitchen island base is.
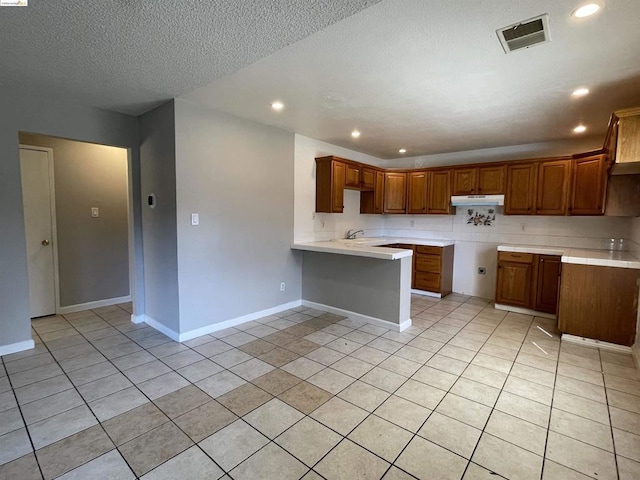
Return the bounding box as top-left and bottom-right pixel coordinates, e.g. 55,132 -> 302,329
301,251 -> 412,332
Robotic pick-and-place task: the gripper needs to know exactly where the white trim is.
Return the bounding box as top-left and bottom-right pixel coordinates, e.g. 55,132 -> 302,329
561,334 -> 633,354
124,147 -> 137,318
131,314 -> 145,324
20,145 -> 60,317
0,339 -> 35,356
143,315 -> 180,342
495,303 -> 556,320
301,300 -> 412,332
176,300 -> 302,342
57,295 -> 132,314
411,289 -> 442,298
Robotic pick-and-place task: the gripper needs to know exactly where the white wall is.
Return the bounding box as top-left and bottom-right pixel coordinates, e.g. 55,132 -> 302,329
19,134 -> 130,307
139,101 -> 180,332
175,100 -> 301,333
0,90 -> 142,352
294,134 -> 386,242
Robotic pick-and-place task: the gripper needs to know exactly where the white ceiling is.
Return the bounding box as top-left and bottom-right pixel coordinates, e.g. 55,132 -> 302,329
0,0 -> 381,114
3,1 -> 639,160
183,0 -> 640,159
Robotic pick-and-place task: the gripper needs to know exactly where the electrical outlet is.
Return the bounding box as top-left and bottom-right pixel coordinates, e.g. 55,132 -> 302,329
410,220 -> 415,227
478,267 -> 486,275
520,223 -> 526,232
191,213 -> 199,226
91,207 -> 99,218
280,282 -> 286,291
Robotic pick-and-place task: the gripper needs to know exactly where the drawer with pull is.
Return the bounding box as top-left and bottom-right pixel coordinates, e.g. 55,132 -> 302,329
416,245 -> 442,256
498,252 -> 534,264
415,255 -> 441,273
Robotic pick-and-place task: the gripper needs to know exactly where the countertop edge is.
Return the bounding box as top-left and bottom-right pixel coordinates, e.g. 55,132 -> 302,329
498,244 -> 640,270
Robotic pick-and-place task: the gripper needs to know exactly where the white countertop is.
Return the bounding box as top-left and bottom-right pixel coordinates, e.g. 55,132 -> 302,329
291,237 -> 454,261
498,244 -> 640,270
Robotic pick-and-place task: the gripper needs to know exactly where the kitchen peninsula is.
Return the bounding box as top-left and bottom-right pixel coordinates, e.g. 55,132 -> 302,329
292,237 -> 455,332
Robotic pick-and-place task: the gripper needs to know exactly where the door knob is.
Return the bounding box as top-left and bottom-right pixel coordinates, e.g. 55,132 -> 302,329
41,240 -> 50,246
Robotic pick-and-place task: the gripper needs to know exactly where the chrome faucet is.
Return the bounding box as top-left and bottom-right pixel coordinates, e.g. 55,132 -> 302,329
345,229 -> 364,239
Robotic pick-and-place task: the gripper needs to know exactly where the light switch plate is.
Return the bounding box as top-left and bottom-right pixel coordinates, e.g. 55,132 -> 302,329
191,213 -> 199,226
91,207 -> 99,218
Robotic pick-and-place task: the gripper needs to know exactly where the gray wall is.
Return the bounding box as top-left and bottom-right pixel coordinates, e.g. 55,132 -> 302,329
139,101 -> 180,332
174,100 -> 301,332
19,134 -> 130,306
302,252 -> 411,324
0,90 -> 143,349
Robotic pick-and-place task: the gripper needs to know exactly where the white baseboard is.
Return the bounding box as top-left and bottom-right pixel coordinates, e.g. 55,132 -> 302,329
562,334 -> 633,354
58,295 -> 132,314
411,289 -> 441,298
143,315 -> 180,342
138,300 -> 304,343
301,300 -> 411,332
0,339 -> 35,356
495,303 -> 556,320
177,300 -> 302,342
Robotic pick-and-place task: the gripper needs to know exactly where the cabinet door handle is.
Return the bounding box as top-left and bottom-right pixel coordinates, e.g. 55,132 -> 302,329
511,254 -> 521,258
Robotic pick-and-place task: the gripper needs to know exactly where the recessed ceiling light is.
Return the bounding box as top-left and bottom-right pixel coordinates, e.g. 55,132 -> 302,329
399,149 -> 407,154
351,130 -> 361,138
271,101 -> 284,111
572,3 -> 601,18
573,125 -> 587,133
572,87 -> 590,97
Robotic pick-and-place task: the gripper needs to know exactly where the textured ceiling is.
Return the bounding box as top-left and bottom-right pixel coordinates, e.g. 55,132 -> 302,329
3,1 -> 640,159
0,0 -> 382,114
183,0 -> 640,159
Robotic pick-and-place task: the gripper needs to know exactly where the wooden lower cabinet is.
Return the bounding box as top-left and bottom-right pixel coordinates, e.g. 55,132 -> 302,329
496,260 -> 534,308
413,245 -> 454,296
383,244 -> 454,296
535,255 -> 561,313
495,251 -> 561,313
558,263 -> 640,346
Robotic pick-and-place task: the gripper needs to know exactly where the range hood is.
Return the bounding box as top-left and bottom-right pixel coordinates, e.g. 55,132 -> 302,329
451,195 -> 504,206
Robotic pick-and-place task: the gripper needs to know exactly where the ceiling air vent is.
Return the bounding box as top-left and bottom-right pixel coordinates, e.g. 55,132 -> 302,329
497,14 -> 550,53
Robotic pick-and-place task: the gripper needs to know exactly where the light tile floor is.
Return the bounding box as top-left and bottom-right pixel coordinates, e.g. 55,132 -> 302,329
1,295 -> 639,479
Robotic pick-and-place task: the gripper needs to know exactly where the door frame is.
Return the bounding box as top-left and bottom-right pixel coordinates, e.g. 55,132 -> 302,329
19,144 -> 61,316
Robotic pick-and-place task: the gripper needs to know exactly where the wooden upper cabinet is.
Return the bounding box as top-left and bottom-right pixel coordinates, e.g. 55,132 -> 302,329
428,169 -> 452,214
536,159 -> 571,215
407,171 -> 428,214
452,165 -> 505,195
477,165 -> 506,194
569,154 -> 607,215
504,163 -> 537,215
345,164 -> 361,188
452,168 -> 476,195
360,170 -> 385,214
315,157 -> 345,213
331,161 -> 345,213
383,172 -> 407,214
361,168 -> 376,190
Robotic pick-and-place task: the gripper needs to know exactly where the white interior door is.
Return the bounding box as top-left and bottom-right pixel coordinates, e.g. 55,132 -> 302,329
20,147 -> 57,317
